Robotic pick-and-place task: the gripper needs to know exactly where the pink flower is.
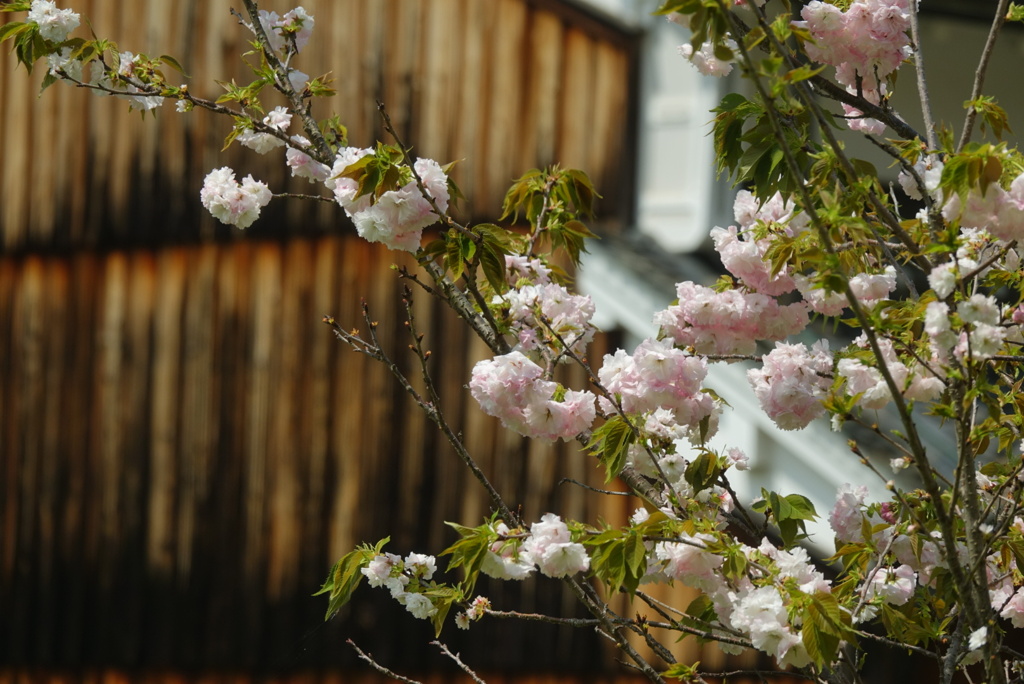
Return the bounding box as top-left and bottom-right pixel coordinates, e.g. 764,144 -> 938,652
598,338 -> 715,439
328,149 -> 449,252
470,352 -> 596,442
199,167 -> 272,229
521,514 -> 590,578
711,225 -> 795,295
678,39 -> 736,77
747,341 -> 832,430
830,483 -> 868,542
655,534 -> 723,584
654,282 -> 809,356
865,564 -> 916,606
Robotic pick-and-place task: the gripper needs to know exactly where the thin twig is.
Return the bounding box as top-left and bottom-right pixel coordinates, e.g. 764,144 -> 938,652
347,640 -> 424,684
431,641 -> 487,684
558,478 -> 632,496
956,0 -> 1013,152
909,7 -> 937,150
240,0 -> 333,161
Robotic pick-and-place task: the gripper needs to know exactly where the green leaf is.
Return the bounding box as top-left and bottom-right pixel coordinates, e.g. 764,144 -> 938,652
586,416 -> 635,482
1009,3 -> 1024,22
684,450 -> 720,493
317,537 -> 390,620
782,63 -> 826,84
158,54 -> 188,76
653,0 -> 701,15
478,241 -> 508,294
802,592 -> 855,666
442,521 -> 495,596
0,19 -> 30,45
422,585 -> 462,637
663,662 -> 702,683
444,231 -> 467,280
965,95 -> 1013,140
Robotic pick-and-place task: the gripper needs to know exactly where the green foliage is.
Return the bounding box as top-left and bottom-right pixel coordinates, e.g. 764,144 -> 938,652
1007,3 -> 1024,22
0,18 -> 45,72
422,584 -> 462,637
965,95 -> 1013,140
712,93 -> 760,181
586,415 -> 636,482
684,449 -> 721,493
442,521 -> 498,596
333,142 -> 409,202
319,114 -> 349,153
215,76 -> 270,112
940,143 -> 1007,199
801,592 -> 857,666
752,489 -> 818,549
316,537 -> 390,620
663,661 -> 703,683
499,166 -> 599,267
473,222 -> 524,293
585,526 -> 648,595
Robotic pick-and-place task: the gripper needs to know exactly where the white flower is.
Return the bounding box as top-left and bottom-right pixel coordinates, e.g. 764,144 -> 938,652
958,294 -> 1000,326
730,586 -> 809,667
521,513 -> 590,578
286,136 -> 330,183
928,262 -> 957,299
28,0 -> 80,42
199,167 -> 272,229
361,553 -> 400,587
404,552 -> 436,580
253,7 -> 315,54
963,626 -> 988,665
46,46 -> 81,80
238,106 -> 292,154
111,51 -> 164,110
630,507 -> 650,526
328,148 -> 449,252
403,593 -> 437,620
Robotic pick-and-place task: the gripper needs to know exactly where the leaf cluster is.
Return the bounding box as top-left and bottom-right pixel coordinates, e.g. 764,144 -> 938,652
500,166 -> 599,267
751,489 -> 818,549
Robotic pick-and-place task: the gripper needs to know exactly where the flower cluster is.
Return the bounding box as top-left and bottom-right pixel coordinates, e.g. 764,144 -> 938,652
794,267 -> 897,317
199,167 -> 273,229
798,0 -> 914,134
479,516 -> 589,581
480,521 -> 535,581
285,136 -> 331,183
711,190 -> 805,296
361,551 -> 439,620
747,341 -> 833,430
109,51 -> 163,111
469,352 -> 596,442
667,12 -> 739,77
495,282 -> 596,361
27,0 -> 79,42
598,338 -> 717,442
943,172 -> 1024,243
253,6 -> 314,55
521,514 -> 590,578
654,281 -> 809,356
837,336 -> 944,410
328,147 -> 449,252
238,107 -> 293,155
454,595 -> 491,630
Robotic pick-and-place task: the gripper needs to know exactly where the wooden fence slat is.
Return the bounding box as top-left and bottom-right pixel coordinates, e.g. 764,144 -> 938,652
0,0 -> 634,249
